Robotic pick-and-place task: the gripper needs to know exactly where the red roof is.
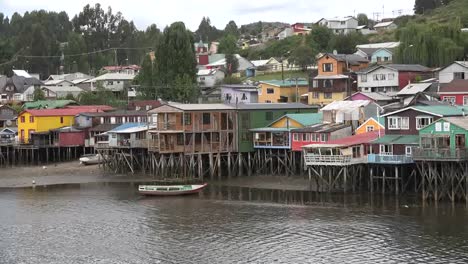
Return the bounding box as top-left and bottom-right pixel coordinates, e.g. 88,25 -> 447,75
439,79 -> 468,93
102,65 -> 141,71
325,130 -> 385,147
22,107 -> 110,117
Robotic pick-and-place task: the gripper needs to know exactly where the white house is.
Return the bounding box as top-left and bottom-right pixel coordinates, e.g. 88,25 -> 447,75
355,42 -> 400,64
206,54 -> 255,72
374,21 -> 398,31
251,57 -> 282,72
197,69 -> 225,88
438,61 -> 468,84
357,64 -> 431,93
278,28 -> 294,40
41,86 -> 83,99
43,79 -> 75,86
83,73 -> 135,92
317,17 -> 358,34
220,84 -> 258,104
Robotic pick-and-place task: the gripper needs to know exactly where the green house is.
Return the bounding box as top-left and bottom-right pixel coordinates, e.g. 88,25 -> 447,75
416,117 -> 468,161
234,103 -> 318,152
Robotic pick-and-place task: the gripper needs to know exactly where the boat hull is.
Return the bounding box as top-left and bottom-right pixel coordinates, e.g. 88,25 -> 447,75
138,183 -> 208,196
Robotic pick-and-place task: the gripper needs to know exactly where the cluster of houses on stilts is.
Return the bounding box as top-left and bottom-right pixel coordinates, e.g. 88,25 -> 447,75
2,47 -> 468,203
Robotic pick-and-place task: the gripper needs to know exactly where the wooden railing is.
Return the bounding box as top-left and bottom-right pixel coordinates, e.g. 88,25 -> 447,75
413,148 -> 468,161
304,154 -> 367,166
367,154 -> 414,164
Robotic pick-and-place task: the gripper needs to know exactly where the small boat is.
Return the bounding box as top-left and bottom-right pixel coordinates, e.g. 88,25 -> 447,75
138,183 -> 208,196
79,154 -> 103,165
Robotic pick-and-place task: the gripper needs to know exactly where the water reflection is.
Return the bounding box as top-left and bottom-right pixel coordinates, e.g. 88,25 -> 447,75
1,183 -> 468,263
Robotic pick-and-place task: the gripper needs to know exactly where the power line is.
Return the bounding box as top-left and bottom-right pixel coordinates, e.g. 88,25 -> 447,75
16,47 -> 153,59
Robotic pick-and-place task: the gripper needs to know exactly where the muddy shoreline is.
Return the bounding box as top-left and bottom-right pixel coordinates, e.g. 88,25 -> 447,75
0,161 -> 312,190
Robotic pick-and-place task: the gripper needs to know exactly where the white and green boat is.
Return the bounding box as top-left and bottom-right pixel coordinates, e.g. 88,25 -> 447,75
138,183 -> 208,196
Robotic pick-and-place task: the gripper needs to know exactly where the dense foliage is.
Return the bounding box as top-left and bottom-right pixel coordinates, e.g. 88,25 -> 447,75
0,4 -> 160,79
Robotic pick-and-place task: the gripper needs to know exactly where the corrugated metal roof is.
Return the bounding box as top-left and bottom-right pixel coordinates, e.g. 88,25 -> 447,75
321,100 -> 371,111
397,83 -> 433,96
372,135 -> 419,145
440,117 -> 468,130
412,105 -> 465,117
314,75 -> 348,80
374,21 -> 395,28
250,127 -> 290,132
23,107 -> 108,117
42,86 -> 83,93
260,79 -> 308,87
108,123 -> 148,134
284,113 -> 323,126
80,110 -> 147,117
234,103 -> 317,110
439,79 -> 468,93
304,130 -> 384,148
23,100 -> 78,109
89,124 -> 120,132
85,73 -> 134,82
292,123 -> 350,133
169,103 -> 235,111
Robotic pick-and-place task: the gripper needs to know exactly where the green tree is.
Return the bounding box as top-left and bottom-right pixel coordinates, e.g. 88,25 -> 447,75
357,13 -> 369,26
289,43 -> 316,71
64,32 -> 88,73
33,87 -> 45,101
224,20 -> 239,37
225,54 -> 239,75
218,34 -> 238,54
414,0 -> 453,14
172,74 -> 199,103
329,32 -> 367,54
153,22 -> 197,101
135,54 -> 155,98
308,26 -> 333,52
64,93 -> 75,100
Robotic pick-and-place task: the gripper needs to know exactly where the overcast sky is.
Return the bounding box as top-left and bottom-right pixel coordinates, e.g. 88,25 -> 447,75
0,0 -> 415,31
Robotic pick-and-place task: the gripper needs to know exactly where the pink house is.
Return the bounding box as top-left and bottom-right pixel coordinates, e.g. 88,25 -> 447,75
346,91 -> 395,106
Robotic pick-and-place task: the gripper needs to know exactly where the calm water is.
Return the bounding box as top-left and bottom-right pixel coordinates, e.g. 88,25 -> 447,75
1,183 -> 468,264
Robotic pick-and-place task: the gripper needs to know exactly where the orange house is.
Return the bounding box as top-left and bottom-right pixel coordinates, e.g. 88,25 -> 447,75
355,117 -> 385,135
309,53 -> 369,105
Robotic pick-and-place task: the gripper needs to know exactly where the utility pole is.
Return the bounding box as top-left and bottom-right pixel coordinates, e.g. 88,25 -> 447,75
295,77 -> 299,103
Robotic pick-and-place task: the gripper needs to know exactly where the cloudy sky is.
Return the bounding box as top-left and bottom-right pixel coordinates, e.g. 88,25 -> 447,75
0,0 -> 414,30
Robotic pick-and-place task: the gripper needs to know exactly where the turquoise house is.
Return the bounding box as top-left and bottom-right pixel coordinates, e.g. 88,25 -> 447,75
371,49 -> 394,64
416,117 -> 468,161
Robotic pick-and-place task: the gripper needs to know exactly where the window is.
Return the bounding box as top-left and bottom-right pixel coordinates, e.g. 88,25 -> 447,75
202,113 -> 211,125
60,117 -> 64,124
380,144 -> 393,155
454,72 -> 466,80
177,134 -> 184,145
340,21 -> 345,25
366,126 -> 374,132
302,133 -> 310,142
107,81 -> 113,85
421,137 -> 432,149
183,113 -> 192,125
405,146 -> 413,156
464,96 -> 468,106
313,80 -> 318,88
324,79 -> 332,88
241,93 -> 247,100
267,88 -> 274,94
21,116 -> 25,123
265,112 -> 273,121
199,77 -> 205,81
443,96 -> 456,104
373,74 -> 386,81
293,133 -> 299,141
311,134 -> 318,142
377,57 -> 382,62
361,75 -> 367,83
312,92 -> 319,99
388,116 -> 409,130
384,57 -> 390,62
320,134 -> 328,142
322,63 -> 333,72
265,100 -> 272,103
388,73 -> 395,80
416,116 -> 433,130
324,92 -> 332,99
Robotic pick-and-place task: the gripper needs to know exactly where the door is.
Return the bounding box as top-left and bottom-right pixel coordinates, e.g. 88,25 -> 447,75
20,129 -> 25,142
455,134 -> 466,149
405,146 -> 413,156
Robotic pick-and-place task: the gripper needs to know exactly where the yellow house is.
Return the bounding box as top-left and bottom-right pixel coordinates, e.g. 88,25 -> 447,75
355,117 -> 385,135
258,80 -> 309,103
18,106 -> 112,143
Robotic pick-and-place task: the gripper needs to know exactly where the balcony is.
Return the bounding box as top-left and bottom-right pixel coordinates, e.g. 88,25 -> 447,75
413,148 -> 468,162
304,154 -> 367,166
367,154 -> 414,164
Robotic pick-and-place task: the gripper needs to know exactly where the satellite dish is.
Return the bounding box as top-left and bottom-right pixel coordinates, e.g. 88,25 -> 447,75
5,120 -> 12,126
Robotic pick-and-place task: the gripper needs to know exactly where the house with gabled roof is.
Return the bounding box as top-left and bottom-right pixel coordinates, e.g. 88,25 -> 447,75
317,17 -> 358,35
356,117 -> 385,135
346,91 -> 396,106
370,105 -> 466,162
437,61 -> 468,84
251,113 -> 323,150
357,64 -> 432,93
355,42 -> 400,64
439,79 -> 468,106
